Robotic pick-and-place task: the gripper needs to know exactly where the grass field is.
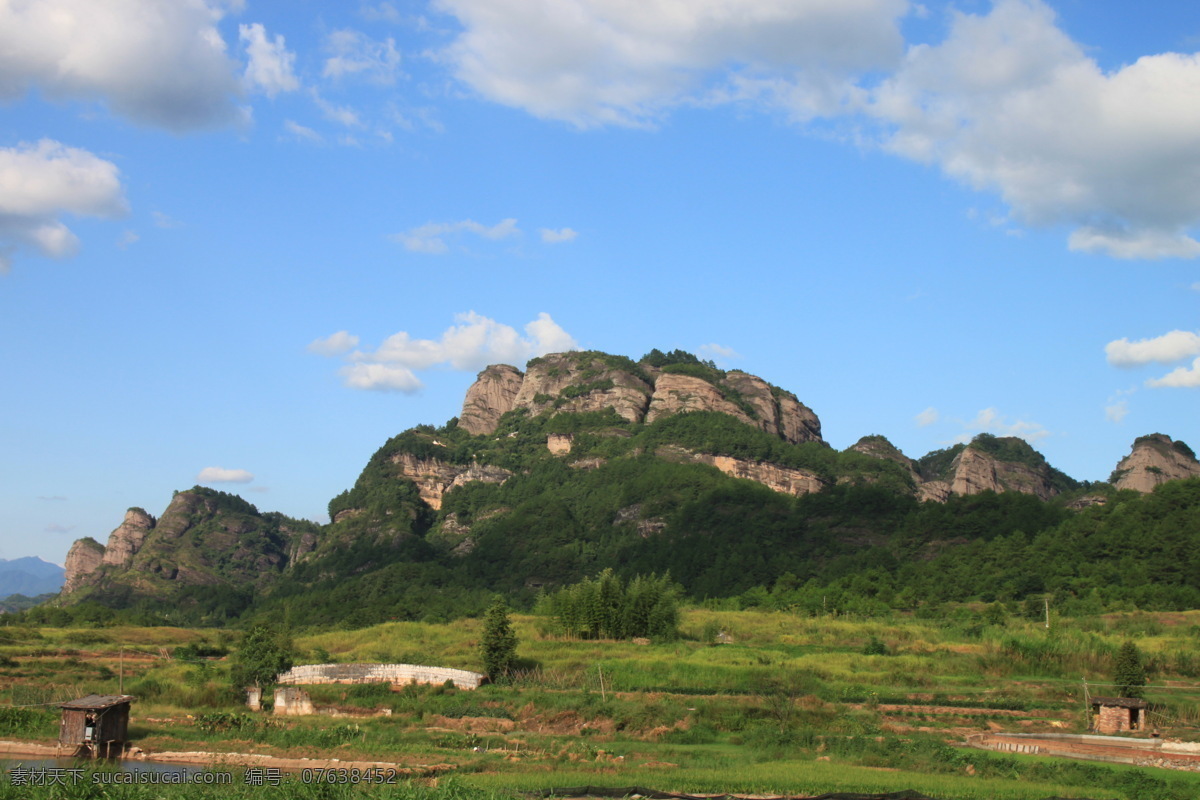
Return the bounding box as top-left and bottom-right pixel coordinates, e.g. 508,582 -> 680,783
1,608 -> 1199,799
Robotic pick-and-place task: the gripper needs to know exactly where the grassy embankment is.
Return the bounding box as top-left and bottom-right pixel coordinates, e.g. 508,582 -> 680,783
1,609 -> 1199,800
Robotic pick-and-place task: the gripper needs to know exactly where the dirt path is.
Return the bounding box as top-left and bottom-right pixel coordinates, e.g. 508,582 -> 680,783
0,739 -> 453,775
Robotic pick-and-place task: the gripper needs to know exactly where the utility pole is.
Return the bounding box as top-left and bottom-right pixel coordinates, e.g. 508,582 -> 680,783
1044,597 -> 1050,629
119,646 -> 124,694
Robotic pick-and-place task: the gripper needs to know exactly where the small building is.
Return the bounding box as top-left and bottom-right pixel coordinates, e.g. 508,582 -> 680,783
1090,696 -> 1148,734
274,686 -> 315,716
58,695 -> 134,758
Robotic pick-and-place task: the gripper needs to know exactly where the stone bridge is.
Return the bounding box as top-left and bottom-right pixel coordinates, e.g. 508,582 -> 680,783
276,663 -> 485,690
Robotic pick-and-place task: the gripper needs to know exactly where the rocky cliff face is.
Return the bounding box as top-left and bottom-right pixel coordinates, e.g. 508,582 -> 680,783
459,364 -> 524,435
657,445 -> 826,497
390,453 -> 513,510
1111,434 -> 1200,493
61,488 -> 320,599
853,434 -> 1072,502
938,437 -> 1070,500
100,508 -> 156,567
512,352 -> 654,424
63,538 -> 106,594
646,373 -> 756,428
459,351 -> 822,445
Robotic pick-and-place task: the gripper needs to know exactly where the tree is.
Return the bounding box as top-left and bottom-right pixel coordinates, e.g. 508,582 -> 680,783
480,599 -> 517,682
1113,640 -> 1147,699
229,626 -> 294,690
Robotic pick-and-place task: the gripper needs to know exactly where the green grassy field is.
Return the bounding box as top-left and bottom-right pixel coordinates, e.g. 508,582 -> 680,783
1,608 -> 1199,800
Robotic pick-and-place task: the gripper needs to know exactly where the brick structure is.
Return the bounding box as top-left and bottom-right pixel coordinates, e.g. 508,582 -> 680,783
1090,696 -> 1148,734
277,663 -> 485,690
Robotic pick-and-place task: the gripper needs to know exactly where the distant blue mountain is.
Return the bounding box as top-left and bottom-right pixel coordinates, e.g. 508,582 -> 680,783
0,557 -> 64,599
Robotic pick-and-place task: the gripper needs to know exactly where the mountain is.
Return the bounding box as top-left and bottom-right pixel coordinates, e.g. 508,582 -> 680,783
52,348 -> 1200,626
63,489 -> 320,620
1110,434 -> 1200,493
0,557 -> 64,599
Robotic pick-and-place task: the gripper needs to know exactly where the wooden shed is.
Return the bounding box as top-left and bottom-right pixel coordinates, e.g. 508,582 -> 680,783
1090,696 -> 1147,735
58,694 -> 134,758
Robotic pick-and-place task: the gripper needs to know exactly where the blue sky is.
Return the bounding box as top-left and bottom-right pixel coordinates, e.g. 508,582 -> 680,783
2,0 -> 1197,565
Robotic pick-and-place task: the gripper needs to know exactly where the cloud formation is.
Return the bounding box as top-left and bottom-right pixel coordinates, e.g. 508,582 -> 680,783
539,227 -> 577,244
0,140 -> 127,272
314,311 -> 578,392
1105,331 -> 1200,367
914,407 -> 939,427
197,466 -> 255,483
307,330 -> 360,356
323,29 -> 402,83
1147,359 -> 1200,389
951,407 -> 1049,444
392,218 -> 520,254
867,0 -> 1200,259
240,23 -> 300,97
436,0 -> 909,127
0,0 -> 243,130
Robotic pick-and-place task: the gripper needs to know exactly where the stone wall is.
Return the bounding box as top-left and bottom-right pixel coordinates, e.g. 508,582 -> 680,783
277,663 -> 485,690
274,687 -> 315,716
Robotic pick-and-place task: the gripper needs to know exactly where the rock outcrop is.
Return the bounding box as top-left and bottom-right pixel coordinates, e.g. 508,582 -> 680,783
906,434 -> 1073,502
457,351 -> 823,445
390,453 -> 512,510
513,352 -> 654,424
459,364 -> 523,435
100,508 -> 155,567
63,538 -> 105,594
61,488 -> 322,599
850,435 -> 922,484
1111,434 -> 1200,493
933,437 -> 1070,501
657,445 -> 826,497
646,373 -> 756,428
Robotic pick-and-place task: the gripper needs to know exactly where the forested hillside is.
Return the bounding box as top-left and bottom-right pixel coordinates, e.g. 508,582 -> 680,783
44,349 -> 1200,629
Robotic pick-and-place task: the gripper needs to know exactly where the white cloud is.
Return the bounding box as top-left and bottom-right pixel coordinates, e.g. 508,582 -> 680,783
307,330 -> 360,356
117,230 -> 140,249
197,466 -> 255,484
240,23 -> 300,97
1147,357 -> 1200,389
435,0 -> 909,127
44,523 -> 76,534
1191,282 -> 1200,293
867,0 -> 1200,259
392,218 -> 520,254
698,343 -> 741,362
323,29 -> 402,83
0,140 -> 127,271
951,407 -> 1049,444
915,406 -> 939,427
313,92 -> 364,127
1104,400 -> 1129,423
284,119 -> 324,143
339,363 -> 422,392
1105,330 -> 1200,367
539,227 -> 577,243
152,211 -> 182,229
0,0 -> 242,130
318,311 -> 577,392
361,3 -> 403,24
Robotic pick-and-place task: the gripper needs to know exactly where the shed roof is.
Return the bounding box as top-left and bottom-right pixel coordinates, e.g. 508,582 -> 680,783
58,695 -> 135,711
1089,696 -> 1148,709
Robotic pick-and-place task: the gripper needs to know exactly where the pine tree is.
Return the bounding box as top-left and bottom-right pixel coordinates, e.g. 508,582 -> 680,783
1113,640 -> 1146,699
480,599 -> 518,682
